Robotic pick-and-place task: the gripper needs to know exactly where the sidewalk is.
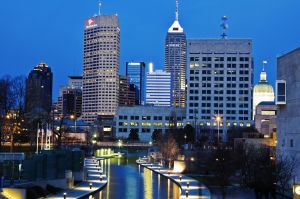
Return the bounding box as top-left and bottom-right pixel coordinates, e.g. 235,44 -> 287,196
47,157 -> 107,199
136,158 -> 211,199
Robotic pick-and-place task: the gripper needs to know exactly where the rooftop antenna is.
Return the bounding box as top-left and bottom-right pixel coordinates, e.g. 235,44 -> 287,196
175,0 -> 179,21
220,16 -> 229,39
262,60 -> 268,71
98,0 -> 102,16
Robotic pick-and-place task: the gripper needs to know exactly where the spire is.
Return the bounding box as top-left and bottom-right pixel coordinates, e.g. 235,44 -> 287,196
260,61 -> 268,82
262,60 -> 267,71
175,0 -> 179,21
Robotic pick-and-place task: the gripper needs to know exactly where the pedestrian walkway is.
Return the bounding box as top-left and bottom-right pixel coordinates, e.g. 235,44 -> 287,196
47,157 -> 107,199
136,158 -> 211,199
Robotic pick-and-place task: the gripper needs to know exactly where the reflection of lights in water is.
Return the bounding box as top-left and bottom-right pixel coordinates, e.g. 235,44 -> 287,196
144,168 -> 153,199
118,157 -> 120,165
167,178 -> 170,199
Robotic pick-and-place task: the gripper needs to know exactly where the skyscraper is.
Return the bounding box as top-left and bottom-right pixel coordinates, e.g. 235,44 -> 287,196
25,62 -> 53,113
146,70 -> 171,106
119,76 -> 136,106
82,15 -> 120,123
165,0 -> 187,108
126,62 -> 146,105
186,39 -> 253,141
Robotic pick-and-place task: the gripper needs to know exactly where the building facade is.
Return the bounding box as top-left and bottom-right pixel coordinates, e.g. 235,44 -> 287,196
25,62 -> 53,113
68,76 -> 83,90
126,62 -> 146,105
119,76 -> 136,106
186,39 -> 253,141
146,70 -> 171,106
164,1 -> 187,108
276,48 -> 300,182
115,106 -> 186,141
253,66 -> 275,119
82,15 -> 120,123
254,102 -> 277,136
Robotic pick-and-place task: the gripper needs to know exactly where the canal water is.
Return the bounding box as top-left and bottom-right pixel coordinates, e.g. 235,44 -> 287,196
97,152 -> 181,199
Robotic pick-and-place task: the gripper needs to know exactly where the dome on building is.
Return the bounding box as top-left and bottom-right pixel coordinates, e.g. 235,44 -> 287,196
253,82 -> 274,93
253,62 -> 275,119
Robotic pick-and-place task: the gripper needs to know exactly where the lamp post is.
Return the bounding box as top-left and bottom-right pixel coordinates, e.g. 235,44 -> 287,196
215,116 -> 222,147
118,139 -> 122,153
70,114 -> 76,133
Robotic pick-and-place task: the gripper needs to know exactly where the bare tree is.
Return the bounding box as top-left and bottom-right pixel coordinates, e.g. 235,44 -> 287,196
159,133 -> 179,169
276,155 -> 298,198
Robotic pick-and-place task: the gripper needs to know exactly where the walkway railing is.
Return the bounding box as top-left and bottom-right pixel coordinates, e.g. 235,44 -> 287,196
136,158 -> 211,199
47,157 -> 107,199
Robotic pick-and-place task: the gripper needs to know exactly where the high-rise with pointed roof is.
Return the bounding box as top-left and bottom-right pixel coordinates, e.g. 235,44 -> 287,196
164,0 -> 187,108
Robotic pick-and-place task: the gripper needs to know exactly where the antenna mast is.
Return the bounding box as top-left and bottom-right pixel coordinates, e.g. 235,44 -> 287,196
98,0 -> 102,16
220,16 -> 229,39
175,0 -> 179,21
262,60 -> 268,71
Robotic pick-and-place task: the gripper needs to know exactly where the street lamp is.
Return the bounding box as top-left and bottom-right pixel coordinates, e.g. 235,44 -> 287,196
70,114 -> 76,133
215,116 -> 222,147
118,140 -> 122,153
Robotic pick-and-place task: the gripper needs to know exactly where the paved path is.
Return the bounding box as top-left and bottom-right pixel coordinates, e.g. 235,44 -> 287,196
47,157 -> 107,199
136,158 -> 211,199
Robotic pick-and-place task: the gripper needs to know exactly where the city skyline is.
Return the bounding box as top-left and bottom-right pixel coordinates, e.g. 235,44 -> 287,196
0,0 -> 300,99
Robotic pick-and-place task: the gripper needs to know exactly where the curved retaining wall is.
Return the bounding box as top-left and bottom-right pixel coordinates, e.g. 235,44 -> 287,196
136,158 -> 211,199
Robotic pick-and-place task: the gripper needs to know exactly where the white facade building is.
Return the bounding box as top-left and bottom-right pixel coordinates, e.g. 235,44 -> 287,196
146,70 -> 172,106
253,65 -> 275,119
186,39 -> 253,141
82,15 -> 120,123
276,48 -> 300,182
115,106 -> 186,141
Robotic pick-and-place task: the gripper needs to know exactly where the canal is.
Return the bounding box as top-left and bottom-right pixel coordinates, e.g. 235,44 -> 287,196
97,152 -> 181,199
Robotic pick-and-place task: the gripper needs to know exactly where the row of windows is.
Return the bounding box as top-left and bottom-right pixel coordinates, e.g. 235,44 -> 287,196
189,83 -> 250,89
190,57 -> 250,62
118,115 -> 185,121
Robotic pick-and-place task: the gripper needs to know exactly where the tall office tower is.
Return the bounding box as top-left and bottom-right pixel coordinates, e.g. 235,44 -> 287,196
60,87 -> 82,118
119,76 -> 136,106
186,39 -> 253,141
82,15 -> 120,123
126,62 -> 146,105
68,76 -> 83,90
25,62 -> 53,113
253,62 -> 275,119
164,0 -> 187,108
146,70 -> 171,106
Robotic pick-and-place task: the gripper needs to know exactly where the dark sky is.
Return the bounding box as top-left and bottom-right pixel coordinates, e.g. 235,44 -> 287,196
1,0 -> 299,100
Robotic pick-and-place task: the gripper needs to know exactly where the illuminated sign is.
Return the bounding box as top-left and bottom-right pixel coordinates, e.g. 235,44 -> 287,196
103,127 -> 112,132
85,18 -> 98,29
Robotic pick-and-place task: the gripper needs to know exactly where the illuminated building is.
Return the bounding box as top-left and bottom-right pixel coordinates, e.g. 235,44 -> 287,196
119,76 -> 136,106
165,0 -> 186,107
146,70 -> 171,106
254,102 -> 277,135
126,62 -> 146,105
253,62 -> 275,119
82,14 -> 120,123
115,106 -> 185,141
25,62 -> 53,113
186,39 -> 253,141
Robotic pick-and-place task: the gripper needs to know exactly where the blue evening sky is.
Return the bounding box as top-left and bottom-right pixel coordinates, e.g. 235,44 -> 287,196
0,0 -> 299,100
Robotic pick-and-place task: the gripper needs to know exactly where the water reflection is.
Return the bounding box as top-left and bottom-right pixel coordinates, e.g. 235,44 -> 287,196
97,155 -> 180,199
